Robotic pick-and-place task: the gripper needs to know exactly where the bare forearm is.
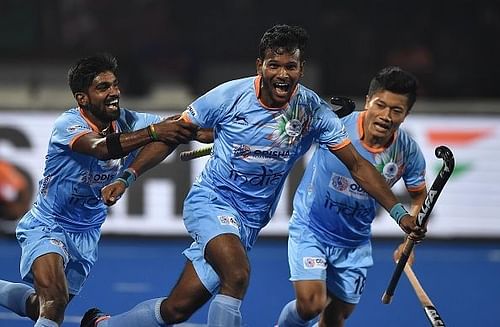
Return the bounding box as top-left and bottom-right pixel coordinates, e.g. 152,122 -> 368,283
128,142 -> 176,176
118,128 -> 154,154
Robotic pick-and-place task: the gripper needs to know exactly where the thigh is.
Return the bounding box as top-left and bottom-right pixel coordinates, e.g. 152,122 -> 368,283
288,223 -> 328,282
31,252 -> 68,294
183,186 -> 242,254
16,214 -> 71,285
326,242 -> 373,304
16,213 -> 99,296
205,233 -> 249,277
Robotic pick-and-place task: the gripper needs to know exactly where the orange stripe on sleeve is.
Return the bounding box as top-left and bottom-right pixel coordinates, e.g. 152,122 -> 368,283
327,139 -> 351,152
407,183 -> 427,192
69,131 -> 92,149
180,111 -> 192,123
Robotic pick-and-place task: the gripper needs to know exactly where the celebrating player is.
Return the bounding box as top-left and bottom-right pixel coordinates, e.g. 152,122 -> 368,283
83,26 -> 425,327
276,66 -> 427,327
0,53 -> 198,327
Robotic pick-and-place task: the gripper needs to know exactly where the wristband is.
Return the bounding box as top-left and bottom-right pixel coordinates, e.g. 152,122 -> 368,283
116,168 -> 137,188
106,133 -> 125,158
148,124 -> 159,141
389,203 -> 409,224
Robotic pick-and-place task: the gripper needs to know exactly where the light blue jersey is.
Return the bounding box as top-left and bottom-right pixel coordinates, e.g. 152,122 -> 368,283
27,107 -> 161,231
291,111 -> 426,247
182,76 -> 350,293
15,107 -> 161,294
184,76 -> 350,229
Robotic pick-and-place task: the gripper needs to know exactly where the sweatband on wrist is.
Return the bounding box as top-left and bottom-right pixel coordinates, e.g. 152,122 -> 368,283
389,203 -> 409,224
106,133 -> 125,158
148,124 -> 159,141
116,168 -> 137,188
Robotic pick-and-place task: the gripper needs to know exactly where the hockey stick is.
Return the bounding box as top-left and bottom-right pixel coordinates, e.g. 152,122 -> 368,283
404,264 -> 446,326
393,246 -> 446,326
178,96 -> 356,161
382,145 -> 454,304
179,144 -> 213,161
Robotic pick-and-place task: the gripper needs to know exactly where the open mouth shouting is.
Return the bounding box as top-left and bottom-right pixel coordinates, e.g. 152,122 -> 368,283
273,80 -> 292,99
105,98 -> 120,111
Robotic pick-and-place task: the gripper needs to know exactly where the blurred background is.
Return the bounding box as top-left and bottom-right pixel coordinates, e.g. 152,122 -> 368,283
0,0 -> 499,326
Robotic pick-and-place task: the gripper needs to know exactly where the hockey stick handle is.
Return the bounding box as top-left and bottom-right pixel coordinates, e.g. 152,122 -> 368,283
382,145 -> 455,304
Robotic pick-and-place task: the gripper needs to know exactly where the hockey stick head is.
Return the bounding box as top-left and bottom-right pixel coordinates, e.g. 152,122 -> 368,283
435,145 -> 455,175
330,96 -> 355,118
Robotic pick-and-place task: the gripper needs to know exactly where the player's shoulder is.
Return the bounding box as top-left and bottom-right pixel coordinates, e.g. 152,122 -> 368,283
212,76 -> 255,94
297,84 -> 323,103
54,107 -> 86,129
395,126 -> 424,156
396,126 -> 417,144
341,111 -> 361,127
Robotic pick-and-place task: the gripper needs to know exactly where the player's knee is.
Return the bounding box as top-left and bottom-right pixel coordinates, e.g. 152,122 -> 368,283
221,265 -> 250,294
160,300 -> 193,324
296,292 -> 327,320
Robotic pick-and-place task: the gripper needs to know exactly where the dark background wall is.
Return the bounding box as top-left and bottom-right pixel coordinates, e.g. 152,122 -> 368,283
1,0 -> 499,98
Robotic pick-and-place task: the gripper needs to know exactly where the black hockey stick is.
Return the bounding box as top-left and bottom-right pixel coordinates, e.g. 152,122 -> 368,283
382,145 -> 455,304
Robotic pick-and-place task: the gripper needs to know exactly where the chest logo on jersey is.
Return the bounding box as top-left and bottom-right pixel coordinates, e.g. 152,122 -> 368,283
81,171 -> 116,185
233,144 -> 291,162
382,162 -> 399,180
285,119 -> 302,137
329,172 -> 368,199
228,165 -> 284,187
233,114 -> 249,126
269,99 -> 312,146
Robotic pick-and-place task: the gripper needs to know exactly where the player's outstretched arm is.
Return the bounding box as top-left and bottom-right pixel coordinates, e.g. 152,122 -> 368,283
72,119 -> 198,160
332,143 -> 425,241
101,140 -> 177,206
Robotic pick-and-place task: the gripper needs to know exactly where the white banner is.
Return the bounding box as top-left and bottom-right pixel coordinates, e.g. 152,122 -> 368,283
1,112 -> 499,238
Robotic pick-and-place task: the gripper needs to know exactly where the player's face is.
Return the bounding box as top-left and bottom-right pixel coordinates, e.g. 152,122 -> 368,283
363,90 -> 410,143
256,48 -> 304,108
80,71 -> 121,123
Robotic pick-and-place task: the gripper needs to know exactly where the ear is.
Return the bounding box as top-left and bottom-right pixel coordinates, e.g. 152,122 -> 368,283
75,92 -> 88,107
364,95 -> 370,109
256,58 -> 263,76
300,61 -> 306,77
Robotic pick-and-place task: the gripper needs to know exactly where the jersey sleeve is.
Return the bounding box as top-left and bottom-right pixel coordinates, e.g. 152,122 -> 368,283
52,112 -> 92,148
314,100 -> 351,150
182,84 -> 233,128
403,140 -> 427,191
118,109 -> 163,132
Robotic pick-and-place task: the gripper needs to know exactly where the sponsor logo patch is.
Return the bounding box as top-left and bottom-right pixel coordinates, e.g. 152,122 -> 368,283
303,257 -> 327,269
67,125 -> 86,133
329,172 -> 368,199
218,215 -> 239,229
232,144 -> 291,162
187,105 -> 197,117
49,238 -> 69,262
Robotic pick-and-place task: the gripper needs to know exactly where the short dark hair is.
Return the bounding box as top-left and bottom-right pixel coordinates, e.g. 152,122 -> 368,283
368,66 -> 419,110
68,53 -> 118,94
258,24 -> 309,61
